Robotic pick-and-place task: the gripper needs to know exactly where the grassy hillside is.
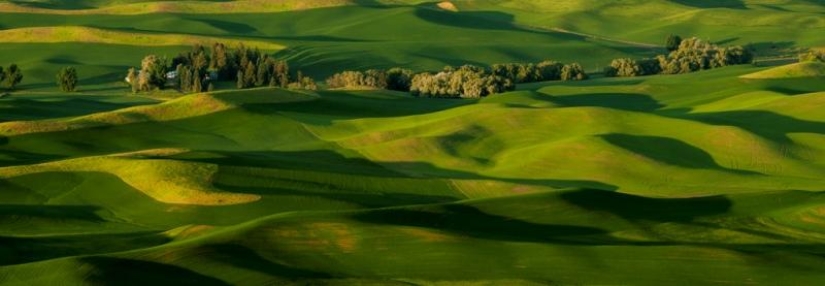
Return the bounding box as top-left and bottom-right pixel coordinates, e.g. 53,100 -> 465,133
1,1 -> 825,285
2,64 -> 825,284
742,61 -> 825,79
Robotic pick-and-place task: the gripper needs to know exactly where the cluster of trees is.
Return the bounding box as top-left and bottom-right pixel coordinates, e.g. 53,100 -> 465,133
326,68 -> 414,91
656,37 -> 753,74
327,60 -> 587,98
490,61 -> 588,83
172,44 -> 212,93
410,65 -> 515,98
603,58 -> 661,77
126,43 -> 316,94
127,55 -> 169,93
0,64 -> 24,91
606,36 -> 753,77
56,67 -> 78,92
799,51 -> 825,62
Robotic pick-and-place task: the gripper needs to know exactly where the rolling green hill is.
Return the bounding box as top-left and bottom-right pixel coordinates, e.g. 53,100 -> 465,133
1,0 -> 825,285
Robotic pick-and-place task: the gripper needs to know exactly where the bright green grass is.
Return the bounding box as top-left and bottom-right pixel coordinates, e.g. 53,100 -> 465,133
741,61 -> 825,79
453,0 -> 825,50
1,1 -> 825,285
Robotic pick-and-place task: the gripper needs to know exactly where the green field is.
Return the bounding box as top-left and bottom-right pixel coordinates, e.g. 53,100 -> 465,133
2,0 -> 825,285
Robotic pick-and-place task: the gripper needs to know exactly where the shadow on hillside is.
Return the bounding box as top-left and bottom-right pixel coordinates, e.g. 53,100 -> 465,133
599,133 -> 760,174
0,231 -> 169,266
174,150 -> 409,178
186,18 -> 259,34
0,98 -> 144,122
8,0 -> 94,10
559,189 -> 732,222
0,149 -> 67,167
191,149 -> 617,208
668,0 -> 747,9
241,90 -> 470,122
536,91 -> 825,146
680,110 -> 825,144
545,93 -> 665,112
192,244 -> 335,279
352,189 -> 800,247
0,204 -> 106,223
382,161 -> 620,190
762,78 -> 825,95
221,182 -> 461,209
748,41 -> 797,56
353,204 -> 610,244
273,35 -> 375,42
81,257 -> 230,286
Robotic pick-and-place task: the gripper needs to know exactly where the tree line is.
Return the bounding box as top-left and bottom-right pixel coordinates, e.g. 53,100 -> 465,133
326,60 -> 588,98
126,43 -> 316,94
605,36 -> 754,77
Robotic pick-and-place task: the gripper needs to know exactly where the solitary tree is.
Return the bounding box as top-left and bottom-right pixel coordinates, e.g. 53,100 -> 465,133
4,64 -> 23,90
56,67 -> 79,92
666,34 -> 683,52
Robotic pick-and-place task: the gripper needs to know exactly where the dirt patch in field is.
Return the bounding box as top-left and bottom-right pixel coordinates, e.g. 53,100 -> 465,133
437,1 -> 458,12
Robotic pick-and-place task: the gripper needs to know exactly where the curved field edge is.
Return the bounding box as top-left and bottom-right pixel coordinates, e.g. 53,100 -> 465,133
0,0 -> 356,15
0,26 -> 285,49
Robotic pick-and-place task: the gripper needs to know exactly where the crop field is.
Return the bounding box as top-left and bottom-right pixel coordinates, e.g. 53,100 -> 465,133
1,0 -> 825,285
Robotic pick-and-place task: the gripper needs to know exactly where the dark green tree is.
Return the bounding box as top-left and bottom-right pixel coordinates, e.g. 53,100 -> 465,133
4,64 -> 23,90
56,66 -> 78,92
666,34 -> 683,52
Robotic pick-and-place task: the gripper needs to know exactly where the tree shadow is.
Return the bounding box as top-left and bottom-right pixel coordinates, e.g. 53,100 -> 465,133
45,57 -> 83,65
747,41 -> 798,56
80,257 -> 230,286
715,37 -> 740,45
599,133 -> 759,174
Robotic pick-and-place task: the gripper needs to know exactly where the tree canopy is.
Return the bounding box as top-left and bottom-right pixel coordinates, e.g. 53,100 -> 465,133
56,67 -> 78,92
